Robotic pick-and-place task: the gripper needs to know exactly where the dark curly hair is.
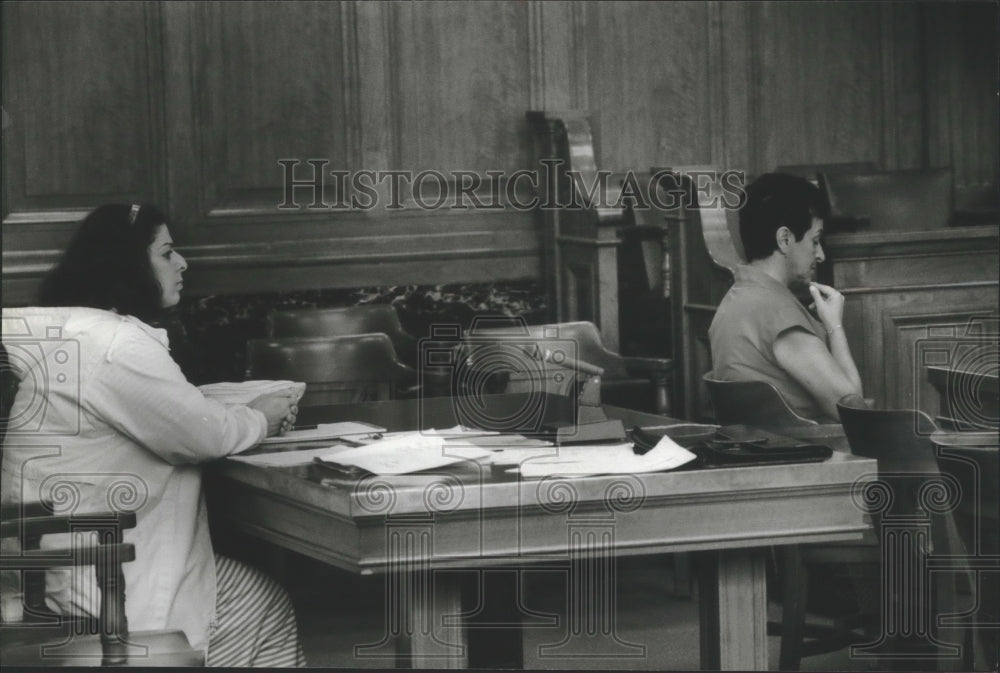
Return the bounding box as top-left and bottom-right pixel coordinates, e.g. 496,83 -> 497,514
739,173 -> 829,262
39,204 -> 169,322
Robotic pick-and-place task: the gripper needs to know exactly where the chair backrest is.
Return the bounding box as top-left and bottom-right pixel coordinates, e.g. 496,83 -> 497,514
653,166 -> 745,273
266,305 -> 418,365
837,404 -> 940,474
703,375 -> 818,429
837,405 -> 949,524
245,334 -> 416,406
822,167 -> 954,230
469,320 -> 623,375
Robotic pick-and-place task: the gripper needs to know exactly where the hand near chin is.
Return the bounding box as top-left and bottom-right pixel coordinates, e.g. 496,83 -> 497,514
808,282 -> 845,331
248,393 -> 299,437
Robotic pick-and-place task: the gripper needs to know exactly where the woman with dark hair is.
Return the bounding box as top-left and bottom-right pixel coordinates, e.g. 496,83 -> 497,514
1,204 -> 305,666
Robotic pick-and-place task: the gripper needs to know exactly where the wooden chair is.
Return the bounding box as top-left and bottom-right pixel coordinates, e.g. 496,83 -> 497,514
245,334 -> 420,407
265,305 -> 451,396
0,504 -> 202,666
837,403 -> 989,670
704,375 -> 876,669
267,305 -> 416,362
821,167 -> 955,231
467,321 -> 672,415
703,375 -> 822,428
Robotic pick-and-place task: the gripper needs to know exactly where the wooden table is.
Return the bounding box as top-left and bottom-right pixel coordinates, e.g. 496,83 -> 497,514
207,394 -> 876,670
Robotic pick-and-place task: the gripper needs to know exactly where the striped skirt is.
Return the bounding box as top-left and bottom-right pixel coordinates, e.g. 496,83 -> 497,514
207,554 -> 305,667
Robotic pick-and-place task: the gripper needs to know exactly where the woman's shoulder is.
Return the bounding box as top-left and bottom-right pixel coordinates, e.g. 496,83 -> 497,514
1,306 -> 168,354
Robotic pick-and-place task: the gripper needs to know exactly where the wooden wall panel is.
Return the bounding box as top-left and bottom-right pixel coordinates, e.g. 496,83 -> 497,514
751,2 -> 885,173
3,1 -> 997,305
392,1 -> 531,177
582,1 -> 712,172
925,2 -> 1000,207
188,1 -> 349,219
1,1 -> 165,226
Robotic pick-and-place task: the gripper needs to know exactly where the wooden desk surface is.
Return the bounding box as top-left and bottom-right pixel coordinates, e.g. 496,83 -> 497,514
209,395 -> 876,575
207,394 -> 876,669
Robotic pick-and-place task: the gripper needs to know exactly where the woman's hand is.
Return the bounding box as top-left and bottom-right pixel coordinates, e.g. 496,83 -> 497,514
248,393 -> 299,437
808,282 -> 846,333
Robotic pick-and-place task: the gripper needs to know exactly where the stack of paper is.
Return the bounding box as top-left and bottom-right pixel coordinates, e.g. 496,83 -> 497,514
318,432 -> 492,475
231,445 -> 355,467
200,380 -> 306,405
514,435 -> 697,477
258,421 -> 385,446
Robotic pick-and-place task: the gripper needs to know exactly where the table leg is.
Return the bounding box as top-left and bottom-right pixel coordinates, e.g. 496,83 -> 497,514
354,519 -> 468,669
396,570 -> 468,669
699,548 -> 768,670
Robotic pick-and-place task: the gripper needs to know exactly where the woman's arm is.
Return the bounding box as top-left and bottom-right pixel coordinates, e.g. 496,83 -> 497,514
83,330 -> 274,464
774,328 -> 863,421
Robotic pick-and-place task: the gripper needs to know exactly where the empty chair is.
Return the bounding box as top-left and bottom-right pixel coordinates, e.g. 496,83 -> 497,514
468,321 -> 672,415
821,167 -> 954,230
245,334 -> 419,407
1,505 -> 203,666
267,305 -> 418,365
837,403 -> 990,670
266,305 -> 452,396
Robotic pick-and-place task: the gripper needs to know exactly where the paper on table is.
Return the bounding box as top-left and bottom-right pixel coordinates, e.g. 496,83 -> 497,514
517,436 -> 697,477
319,432 -> 492,475
231,444 -> 355,467
491,443 -> 626,467
200,380 -> 306,406
429,425 -> 500,438
258,421 -> 386,446
460,435 -> 554,449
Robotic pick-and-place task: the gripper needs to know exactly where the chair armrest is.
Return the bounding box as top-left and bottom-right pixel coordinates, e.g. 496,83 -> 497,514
0,543 -> 135,570
931,430 -> 999,447
0,501 -> 55,521
1,512 -> 136,541
620,356 -> 673,376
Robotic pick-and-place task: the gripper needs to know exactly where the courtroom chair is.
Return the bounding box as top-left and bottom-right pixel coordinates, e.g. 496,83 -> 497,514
702,375 -> 822,430
245,334 -> 420,408
0,504 -> 202,666
468,321 -> 672,415
837,403 -> 990,670
704,375 -> 877,669
267,305 -> 417,363
265,305 -> 451,397
822,167 -> 955,231
775,162 -> 880,233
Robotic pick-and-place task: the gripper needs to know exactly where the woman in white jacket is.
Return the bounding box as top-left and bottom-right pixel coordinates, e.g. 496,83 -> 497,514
1,204 -> 304,666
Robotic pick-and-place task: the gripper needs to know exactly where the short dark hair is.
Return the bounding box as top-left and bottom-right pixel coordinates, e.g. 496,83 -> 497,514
39,204 -> 169,322
739,173 -> 829,262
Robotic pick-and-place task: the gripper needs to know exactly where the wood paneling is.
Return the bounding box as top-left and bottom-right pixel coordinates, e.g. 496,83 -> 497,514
924,2 -> 1000,207
1,1 -> 166,222
752,2 -> 884,172
392,1 -> 531,176
828,227 -> 999,415
3,1 -> 997,304
582,1 -> 712,172
186,1 -> 349,219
